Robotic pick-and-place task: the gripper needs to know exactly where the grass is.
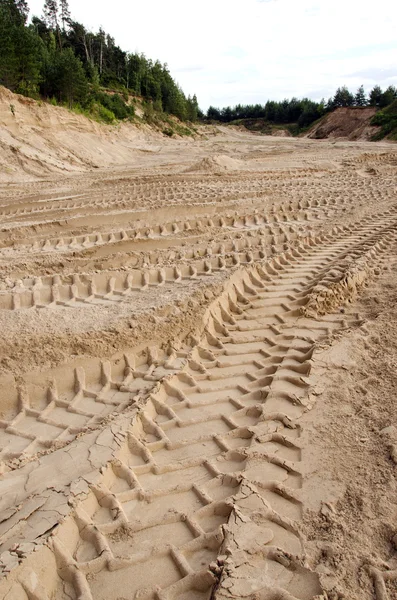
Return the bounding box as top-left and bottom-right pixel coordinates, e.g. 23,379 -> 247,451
26,87 -> 196,132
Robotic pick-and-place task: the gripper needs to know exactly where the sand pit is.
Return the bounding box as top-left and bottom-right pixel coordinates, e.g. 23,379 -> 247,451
0,93 -> 396,600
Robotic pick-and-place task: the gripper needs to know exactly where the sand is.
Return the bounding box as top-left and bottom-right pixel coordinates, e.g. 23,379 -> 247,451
0,88 -> 396,600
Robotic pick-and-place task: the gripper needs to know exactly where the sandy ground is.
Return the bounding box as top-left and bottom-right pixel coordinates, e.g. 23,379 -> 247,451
0,93 -> 396,599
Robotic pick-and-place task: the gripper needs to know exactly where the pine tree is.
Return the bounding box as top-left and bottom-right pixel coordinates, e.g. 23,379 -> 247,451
0,0 -> 199,122
369,85 -> 382,107
0,0 -> 19,89
355,85 -> 367,106
43,0 -> 63,49
98,27 -> 105,74
16,25 -> 43,95
55,47 -> 88,107
333,86 -> 354,107
59,0 -> 71,31
15,0 -> 29,23
379,86 -> 397,108
43,0 -> 58,29
0,0 -> 41,92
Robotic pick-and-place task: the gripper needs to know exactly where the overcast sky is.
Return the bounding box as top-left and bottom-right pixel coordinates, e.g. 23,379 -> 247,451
27,0 -> 397,110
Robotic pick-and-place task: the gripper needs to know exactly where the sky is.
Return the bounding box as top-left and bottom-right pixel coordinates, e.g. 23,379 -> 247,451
27,0 -> 397,110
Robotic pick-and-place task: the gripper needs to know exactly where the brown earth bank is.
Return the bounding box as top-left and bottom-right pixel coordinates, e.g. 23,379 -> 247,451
307,106 -> 380,141
0,90 -> 396,600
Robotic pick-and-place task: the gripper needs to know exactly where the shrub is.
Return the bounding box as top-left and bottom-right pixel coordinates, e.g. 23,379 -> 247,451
93,91 -> 134,120
90,102 -> 116,123
371,100 -> 397,140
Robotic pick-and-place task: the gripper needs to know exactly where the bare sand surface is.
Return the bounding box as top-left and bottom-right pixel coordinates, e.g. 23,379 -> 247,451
0,93 -> 396,599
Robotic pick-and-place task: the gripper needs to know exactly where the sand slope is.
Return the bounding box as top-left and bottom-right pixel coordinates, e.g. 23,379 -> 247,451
0,86 -> 165,181
307,106 -> 379,141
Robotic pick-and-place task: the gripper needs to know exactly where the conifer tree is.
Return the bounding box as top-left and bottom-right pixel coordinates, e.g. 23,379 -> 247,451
43,0 -> 58,29
379,86 -> 397,108
59,0 -> 71,31
15,0 -> 29,23
355,85 -> 367,106
333,86 -> 355,107
43,0 -> 62,48
369,85 -> 382,107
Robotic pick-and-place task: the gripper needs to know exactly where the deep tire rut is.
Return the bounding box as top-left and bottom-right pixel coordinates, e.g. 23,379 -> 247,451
1,210 -> 396,599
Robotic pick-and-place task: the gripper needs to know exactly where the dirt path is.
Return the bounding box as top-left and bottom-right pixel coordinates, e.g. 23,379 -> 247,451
0,123 -> 396,599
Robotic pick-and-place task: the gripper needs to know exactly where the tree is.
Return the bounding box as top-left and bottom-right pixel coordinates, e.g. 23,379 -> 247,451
298,99 -> 324,128
68,21 -> 92,65
43,0 -> 61,48
15,25 -> 43,95
54,47 -> 88,107
15,0 -> 29,23
43,0 -> 58,29
355,85 -> 367,106
0,0 -> 41,92
369,85 -> 382,107
207,106 -> 221,121
59,0 -> 71,31
186,94 -> 199,122
98,27 -> 105,74
379,86 -> 397,108
333,86 -> 355,107
0,0 -> 20,89
0,1 -> 199,122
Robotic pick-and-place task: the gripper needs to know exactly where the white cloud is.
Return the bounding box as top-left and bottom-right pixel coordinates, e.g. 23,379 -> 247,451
27,0 -> 397,109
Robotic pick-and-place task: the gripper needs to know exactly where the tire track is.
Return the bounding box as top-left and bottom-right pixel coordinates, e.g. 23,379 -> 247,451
0,196 -> 343,253
0,210 -> 396,599
0,211 -> 395,474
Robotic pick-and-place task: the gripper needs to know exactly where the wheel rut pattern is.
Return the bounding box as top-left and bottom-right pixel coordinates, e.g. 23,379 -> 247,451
1,210 -> 396,600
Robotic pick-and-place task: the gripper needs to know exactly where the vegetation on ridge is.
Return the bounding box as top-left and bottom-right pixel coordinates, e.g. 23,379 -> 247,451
206,85 -> 397,138
0,0 -> 200,126
371,100 -> 397,141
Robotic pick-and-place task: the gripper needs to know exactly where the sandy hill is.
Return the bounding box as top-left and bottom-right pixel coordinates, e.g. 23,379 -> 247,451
0,86 -> 167,182
307,106 -> 379,141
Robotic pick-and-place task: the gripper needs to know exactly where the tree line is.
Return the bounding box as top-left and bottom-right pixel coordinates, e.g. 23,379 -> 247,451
0,0 -> 199,122
206,85 -> 397,128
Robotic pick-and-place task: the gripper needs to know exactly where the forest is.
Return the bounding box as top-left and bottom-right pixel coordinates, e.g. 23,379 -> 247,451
206,85 -> 397,129
0,0 -> 200,122
1,0 -> 396,134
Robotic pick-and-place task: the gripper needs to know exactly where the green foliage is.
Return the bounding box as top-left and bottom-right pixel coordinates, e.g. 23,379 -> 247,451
332,86 -> 355,108
369,85 -> 382,107
369,85 -> 397,108
355,85 -> 367,107
0,1 -> 43,94
0,0 -> 198,123
90,102 -> 115,124
94,91 -> 134,120
186,94 -> 199,122
228,118 -> 273,135
172,122 -> 193,136
208,84 -> 397,134
371,100 -> 397,140
43,47 -> 88,107
207,98 -> 325,128
379,86 -> 397,108
143,102 -> 156,125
